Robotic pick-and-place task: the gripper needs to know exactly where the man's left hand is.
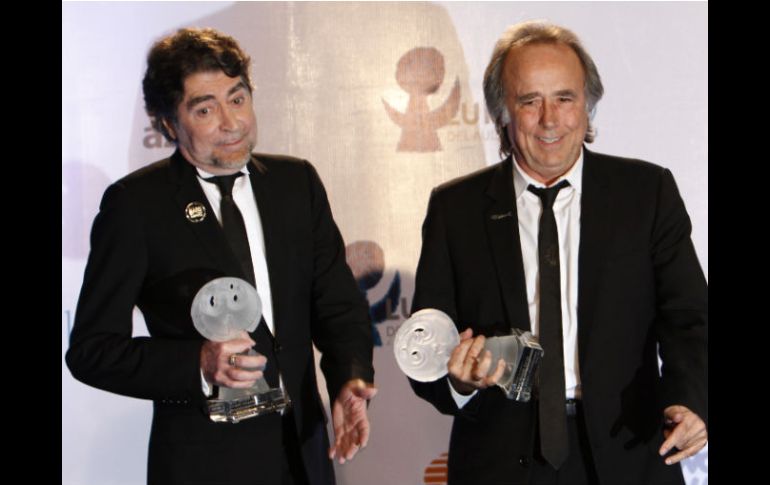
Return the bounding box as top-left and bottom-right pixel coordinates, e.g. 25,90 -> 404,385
659,405 -> 708,465
328,378 -> 377,464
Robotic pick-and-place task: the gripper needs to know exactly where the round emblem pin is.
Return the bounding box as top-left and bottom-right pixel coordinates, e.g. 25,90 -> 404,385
185,202 -> 207,223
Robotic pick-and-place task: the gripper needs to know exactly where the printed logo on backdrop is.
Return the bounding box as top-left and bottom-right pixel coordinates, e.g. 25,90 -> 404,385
381,46 -> 501,153
423,452 -> 448,485
345,241 -> 403,346
142,126 -> 175,149
382,47 -> 460,152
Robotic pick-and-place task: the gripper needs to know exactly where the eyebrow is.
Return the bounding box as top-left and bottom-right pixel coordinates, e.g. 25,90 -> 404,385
185,80 -> 249,111
554,89 -> 578,98
516,89 -> 579,103
516,93 -> 541,103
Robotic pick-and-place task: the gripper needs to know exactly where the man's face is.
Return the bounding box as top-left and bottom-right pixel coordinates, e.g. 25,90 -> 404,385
164,70 -> 257,175
502,42 -> 588,184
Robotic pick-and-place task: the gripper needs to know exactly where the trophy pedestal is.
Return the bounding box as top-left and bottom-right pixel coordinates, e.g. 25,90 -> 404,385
207,388 -> 292,423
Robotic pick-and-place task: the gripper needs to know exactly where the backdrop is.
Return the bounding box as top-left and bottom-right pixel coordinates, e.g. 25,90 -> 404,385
62,2 -> 708,484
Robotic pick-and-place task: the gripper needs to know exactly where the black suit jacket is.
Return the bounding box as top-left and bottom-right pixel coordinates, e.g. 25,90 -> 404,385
66,151 -> 374,485
410,148 -> 707,485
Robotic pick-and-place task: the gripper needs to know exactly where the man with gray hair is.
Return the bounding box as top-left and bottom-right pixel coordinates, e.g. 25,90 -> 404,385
408,20 -> 707,485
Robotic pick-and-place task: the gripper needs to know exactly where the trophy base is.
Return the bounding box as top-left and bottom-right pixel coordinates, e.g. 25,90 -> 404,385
207,388 -> 292,423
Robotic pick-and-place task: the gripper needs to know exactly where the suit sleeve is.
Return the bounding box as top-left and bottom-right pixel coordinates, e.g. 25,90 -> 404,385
303,162 -> 374,402
651,169 -> 708,428
408,188 -> 485,418
65,183 -> 205,404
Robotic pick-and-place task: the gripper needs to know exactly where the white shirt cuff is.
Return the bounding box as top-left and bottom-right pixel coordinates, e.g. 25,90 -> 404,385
201,369 -> 213,397
448,378 -> 477,409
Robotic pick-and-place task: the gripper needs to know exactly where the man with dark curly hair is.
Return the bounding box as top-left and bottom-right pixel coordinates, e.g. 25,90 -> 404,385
67,27 -> 376,485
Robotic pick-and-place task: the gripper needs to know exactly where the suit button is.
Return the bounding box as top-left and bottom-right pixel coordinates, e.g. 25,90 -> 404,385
274,342 -> 283,352
519,456 -> 530,467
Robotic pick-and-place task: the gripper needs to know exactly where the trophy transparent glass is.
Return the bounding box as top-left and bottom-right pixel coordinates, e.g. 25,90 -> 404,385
393,308 -> 543,401
191,277 -> 291,423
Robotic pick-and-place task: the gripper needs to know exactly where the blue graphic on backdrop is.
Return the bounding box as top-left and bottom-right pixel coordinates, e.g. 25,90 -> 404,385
345,241 -> 400,346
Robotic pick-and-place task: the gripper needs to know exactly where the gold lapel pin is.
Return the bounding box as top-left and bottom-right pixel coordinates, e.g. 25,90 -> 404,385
185,202 -> 207,223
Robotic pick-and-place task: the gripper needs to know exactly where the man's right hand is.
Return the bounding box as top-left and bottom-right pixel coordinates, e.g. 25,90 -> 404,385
200,330 -> 266,388
447,328 -> 505,395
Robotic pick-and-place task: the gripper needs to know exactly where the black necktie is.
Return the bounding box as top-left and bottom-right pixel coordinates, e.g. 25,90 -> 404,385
528,180 -> 570,469
203,173 -> 279,388
207,173 -> 256,286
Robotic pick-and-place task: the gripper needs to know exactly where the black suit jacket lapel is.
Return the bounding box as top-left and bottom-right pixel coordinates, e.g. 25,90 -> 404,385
484,157 -> 532,332
167,150 -> 245,281
577,147 -> 612,369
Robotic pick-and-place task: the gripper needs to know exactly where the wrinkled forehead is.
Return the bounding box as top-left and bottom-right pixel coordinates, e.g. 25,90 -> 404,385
502,42 -> 585,89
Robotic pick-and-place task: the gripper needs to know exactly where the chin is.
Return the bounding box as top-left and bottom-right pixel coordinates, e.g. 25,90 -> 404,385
214,151 -> 252,168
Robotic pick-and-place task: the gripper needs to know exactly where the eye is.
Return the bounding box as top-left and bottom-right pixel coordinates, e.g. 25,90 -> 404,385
197,107 -> 210,116
232,95 -> 247,106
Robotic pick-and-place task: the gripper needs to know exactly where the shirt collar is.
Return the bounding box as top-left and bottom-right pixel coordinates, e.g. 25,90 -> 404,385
195,164 -> 250,180
512,149 -> 584,201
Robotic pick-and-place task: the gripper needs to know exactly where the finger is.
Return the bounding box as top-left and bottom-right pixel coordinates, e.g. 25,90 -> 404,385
346,440 -> 360,460
448,339 -> 474,374
225,368 -> 263,386
663,439 -> 706,465
659,422 -> 688,456
459,328 -> 474,340
472,350 -> 493,380
486,358 -> 506,385
234,330 -> 256,343
467,335 -> 487,361
460,337 -> 485,372
346,427 -> 362,459
233,354 -> 267,371
359,422 -> 371,448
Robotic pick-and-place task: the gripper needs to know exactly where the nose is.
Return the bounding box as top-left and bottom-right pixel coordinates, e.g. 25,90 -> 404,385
540,100 -> 558,129
220,107 -> 239,132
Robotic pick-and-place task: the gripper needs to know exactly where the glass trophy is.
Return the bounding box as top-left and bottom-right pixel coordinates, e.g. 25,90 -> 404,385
393,308 -> 543,402
191,277 -> 291,423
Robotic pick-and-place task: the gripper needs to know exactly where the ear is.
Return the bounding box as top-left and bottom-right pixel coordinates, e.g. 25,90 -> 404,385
161,118 -> 177,141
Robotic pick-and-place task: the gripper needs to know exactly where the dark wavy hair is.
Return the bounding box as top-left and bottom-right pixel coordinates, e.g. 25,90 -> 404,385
142,27 -> 253,142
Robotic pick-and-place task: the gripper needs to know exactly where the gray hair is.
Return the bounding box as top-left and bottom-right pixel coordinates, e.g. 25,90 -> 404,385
483,20 -> 604,157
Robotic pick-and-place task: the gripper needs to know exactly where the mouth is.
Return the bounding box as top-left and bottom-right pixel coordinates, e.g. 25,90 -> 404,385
536,135 -> 563,146
218,135 -> 245,148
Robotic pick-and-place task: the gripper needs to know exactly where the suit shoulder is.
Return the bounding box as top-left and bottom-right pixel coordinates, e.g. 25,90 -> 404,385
432,161 -> 502,198
251,152 -> 309,171
97,157 -> 173,209
588,149 -> 670,181
113,156 -> 171,190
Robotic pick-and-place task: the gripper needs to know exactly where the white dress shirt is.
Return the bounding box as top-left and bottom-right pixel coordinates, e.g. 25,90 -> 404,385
195,165 -> 278,395
450,152 -> 584,408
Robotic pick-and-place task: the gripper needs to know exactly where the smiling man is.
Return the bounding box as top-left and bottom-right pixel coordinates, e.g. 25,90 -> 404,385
66,28 -> 376,485
408,21 -> 707,485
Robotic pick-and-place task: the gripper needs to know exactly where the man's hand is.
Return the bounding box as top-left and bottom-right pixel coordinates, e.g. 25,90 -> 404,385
329,378 -> 378,464
200,330 -> 266,388
659,405 -> 708,465
447,328 -> 506,395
